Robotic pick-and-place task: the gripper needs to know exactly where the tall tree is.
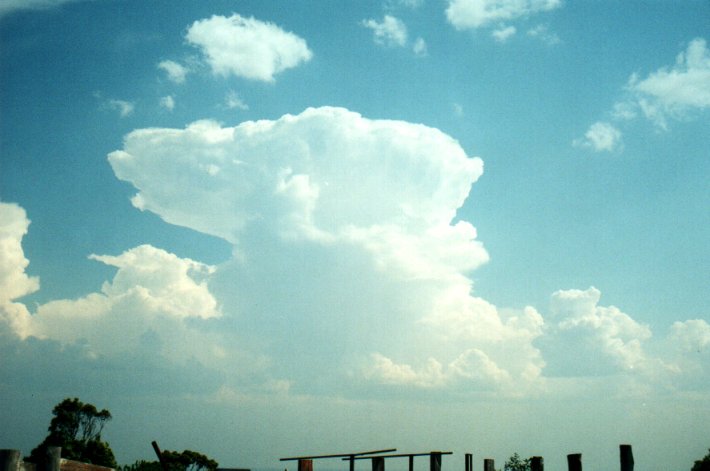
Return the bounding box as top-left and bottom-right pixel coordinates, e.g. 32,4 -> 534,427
29,398 -> 117,468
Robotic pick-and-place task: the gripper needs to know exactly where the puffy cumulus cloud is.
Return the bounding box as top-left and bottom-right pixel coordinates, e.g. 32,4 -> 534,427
10,244 -> 220,359
362,15 -> 408,48
542,287 -> 654,376
157,60 -> 189,84
624,37 -> 710,129
0,202 -> 39,304
0,212 -> 250,398
665,319 -> 710,389
0,202 -> 39,337
446,0 -> 561,30
573,121 -> 622,153
670,319 -> 710,353
186,14 -> 313,82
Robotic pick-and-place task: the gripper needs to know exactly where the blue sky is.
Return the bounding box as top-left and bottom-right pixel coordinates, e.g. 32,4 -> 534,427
1,1 -> 709,470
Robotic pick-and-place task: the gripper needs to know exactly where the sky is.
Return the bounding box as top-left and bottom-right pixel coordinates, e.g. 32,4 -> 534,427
1,0 -> 709,470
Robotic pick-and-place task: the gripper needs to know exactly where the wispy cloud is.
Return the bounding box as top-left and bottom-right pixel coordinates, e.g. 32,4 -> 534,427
575,37 -> 710,153
446,0 -> 561,30
0,0 -> 91,18
225,90 -> 249,110
492,25 -> 516,43
623,37 -> 710,129
527,24 -> 560,45
159,95 -> 175,111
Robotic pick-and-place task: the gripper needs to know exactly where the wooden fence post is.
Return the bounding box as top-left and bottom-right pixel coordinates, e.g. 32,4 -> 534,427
620,445 -> 633,471
566,454 -> 581,471
465,453 -> 472,471
483,459 -> 494,471
298,460 -> 313,471
42,447 -> 61,471
530,456 -> 543,471
0,450 -> 21,471
372,457 -> 384,471
430,453 -> 441,471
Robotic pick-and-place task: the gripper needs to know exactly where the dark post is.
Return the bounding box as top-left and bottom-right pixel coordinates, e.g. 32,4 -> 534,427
372,457 -> 384,471
43,447 -> 61,471
298,460 -> 313,471
465,454 -> 472,471
530,456 -> 543,471
0,450 -> 22,471
408,455 -> 414,471
566,454 -> 581,471
350,456 -> 355,471
430,453 -> 441,471
620,445 -> 634,471
483,459 -> 494,471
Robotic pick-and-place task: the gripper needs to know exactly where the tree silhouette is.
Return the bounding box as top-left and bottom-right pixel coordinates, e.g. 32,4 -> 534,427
503,453 -> 530,471
121,450 -> 218,471
29,398 -> 117,468
692,449 -> 710,471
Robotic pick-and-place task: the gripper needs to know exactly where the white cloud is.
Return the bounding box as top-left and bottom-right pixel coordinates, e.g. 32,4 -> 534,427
107,98 -> 135,117
3,241 -> 223,362
185,14 -> 313,82
362,15 -> 408,48
624,37 -> 710,129
159,95 -> 175,111
108,107 -> 483,246
225,90 -> 249,110
492,25 -> 516,42
526,24 -> 560,45
157,60 -> 189,84
388,0 -> 424,8
543,287 -> 653,374
670,319 -> 710,353
446,0 -> 561,30
577,38 -> 710,150
413,37 -> 428,56
0,202 -> 39,304
106,107 -> 557,394
0,0 -> 88,18
0,202 -> 39,337
573,121 -> 622,152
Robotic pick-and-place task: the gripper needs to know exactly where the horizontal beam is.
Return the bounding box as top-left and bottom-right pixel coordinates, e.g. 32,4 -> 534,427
281,449 -> 397,461
343,452 -> 453,461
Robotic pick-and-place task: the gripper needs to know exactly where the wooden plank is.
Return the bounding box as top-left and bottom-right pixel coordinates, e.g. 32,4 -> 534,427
346,452 -> 452,461
282,450 -> 397,461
